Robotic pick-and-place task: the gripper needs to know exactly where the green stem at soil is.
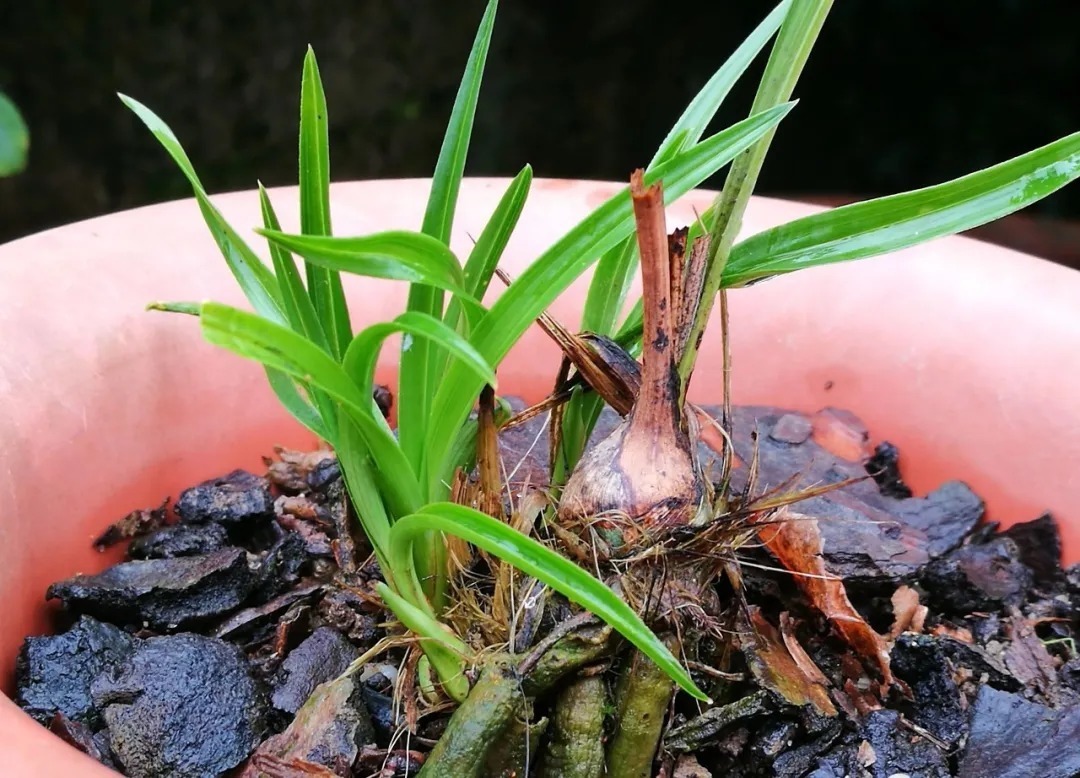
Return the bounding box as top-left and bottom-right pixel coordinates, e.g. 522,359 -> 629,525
538,673 -> 608,778
417,656 -> 521,778
605,636 -> 680,778
484,712 -> 549,777
419,625 -> 616,777
678,0 -> 833,385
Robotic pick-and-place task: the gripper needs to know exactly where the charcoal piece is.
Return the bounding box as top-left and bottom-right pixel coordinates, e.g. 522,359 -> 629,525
970,612 -> 1002,643
936,636 -> 1023,692
1061,657 -> 1080,694
242,674 -> 375,777
174,469 -> 274,527
958,686 -> 1080,778
47,547 -> 255,630
49,713 -> 117,769
307,457 -> 342,492
771,721 -> 843,778
1067,562 -> 1080,597
91,633 -> 267,778
317,586 -> 379,645
373,384 -> 393,419
750,718 -> 798,759
891,634 -> 968,747
255,532 -> 311,602
15,616 -> 136,726
864,440 -> 912,498
921,537 -> 1034,615
128,523 -> 229,560
889,479 -> 984,559
272,626 -> 360,714
1002,513 -> 1065,587
859,709 -> 949,777
214,582 -> 322,642
361,688 -> 396,744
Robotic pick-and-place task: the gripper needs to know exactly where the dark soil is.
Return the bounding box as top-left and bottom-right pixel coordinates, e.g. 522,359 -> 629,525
14,399 -> 1080,777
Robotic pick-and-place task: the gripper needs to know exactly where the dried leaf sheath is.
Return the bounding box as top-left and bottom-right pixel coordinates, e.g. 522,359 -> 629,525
558,171 -> 705,549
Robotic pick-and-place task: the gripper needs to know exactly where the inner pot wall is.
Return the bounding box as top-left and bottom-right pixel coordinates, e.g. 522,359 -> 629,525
1,178 -> 1078,774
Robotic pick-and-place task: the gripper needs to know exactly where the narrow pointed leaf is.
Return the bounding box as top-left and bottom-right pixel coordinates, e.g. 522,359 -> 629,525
725,131 -> 1080,286
583,0 -> 789,336
425,103 -> 795,492
120,94 -> 285,323
336,419 -> 392,572
404,0 -> 499,478
299,48 -> 352,358
443,164 -> 533,334
258,183 -> 328,348
147,300 -> 201,316
389,504 -> 709,701
650,0 -> 792,166
257,229 -> 472,298
680,0 -> 832,380
421,0 -> 498,244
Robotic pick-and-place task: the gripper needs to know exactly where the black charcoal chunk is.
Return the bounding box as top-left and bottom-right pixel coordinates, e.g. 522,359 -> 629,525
15,616 -> 136,726
91,634 -> 267,778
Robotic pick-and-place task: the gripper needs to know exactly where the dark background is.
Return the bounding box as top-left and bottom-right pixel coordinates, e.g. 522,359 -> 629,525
2,1 -> 1079,247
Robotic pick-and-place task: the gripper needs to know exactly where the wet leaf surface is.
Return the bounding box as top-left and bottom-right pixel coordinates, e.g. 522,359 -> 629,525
755,511 -> 894,688
738,607 -> 837,717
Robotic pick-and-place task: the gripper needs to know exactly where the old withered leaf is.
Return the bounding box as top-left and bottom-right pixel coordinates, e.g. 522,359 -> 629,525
740,606 -> 837,717
756,510 -> 894,688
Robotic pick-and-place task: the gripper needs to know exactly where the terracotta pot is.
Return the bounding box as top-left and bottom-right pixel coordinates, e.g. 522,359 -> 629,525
1,178 -> 1078,775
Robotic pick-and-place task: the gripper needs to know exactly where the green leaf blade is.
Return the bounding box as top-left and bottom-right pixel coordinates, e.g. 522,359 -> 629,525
404,0 -> 499,478
421,0 -> 498,245
298,48 -> 352,359
462,164 -> 533,300
257,229 -> 472,298
650,0 -> 792,167
443,164 -> 532,335
390,504 -> 709,702
725,131 -> 1080,286
258,184 -> 329,349
375,582 -> 471,702
121,94 -> 286,324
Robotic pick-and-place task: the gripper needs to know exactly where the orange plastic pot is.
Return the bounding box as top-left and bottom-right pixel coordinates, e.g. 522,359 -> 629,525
1,178 -> 1078,775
